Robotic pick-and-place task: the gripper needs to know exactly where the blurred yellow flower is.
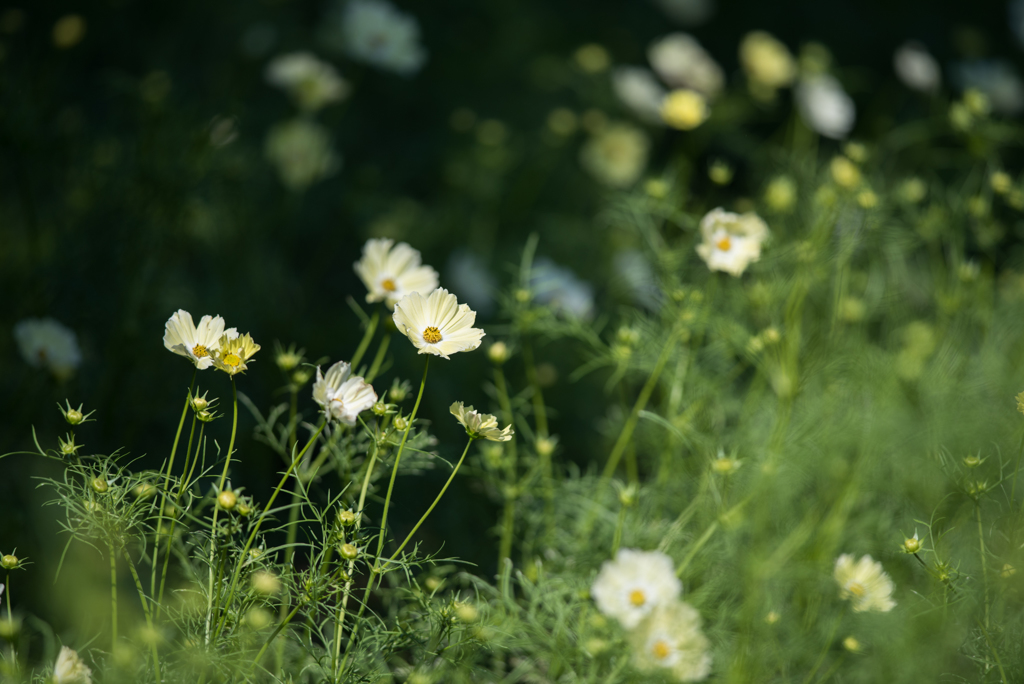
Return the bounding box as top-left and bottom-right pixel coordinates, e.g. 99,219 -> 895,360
579,123 -> 650,188
661,89 -> 709,130
213,333 -> 261,376
740,31 -> 796,97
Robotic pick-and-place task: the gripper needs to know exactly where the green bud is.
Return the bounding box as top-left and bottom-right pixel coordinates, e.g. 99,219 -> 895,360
91,477 -> 109,494
1,555 -> 19,570
340,543 -> 359,561
218,491 -> 237,510
338,509 -> 357,527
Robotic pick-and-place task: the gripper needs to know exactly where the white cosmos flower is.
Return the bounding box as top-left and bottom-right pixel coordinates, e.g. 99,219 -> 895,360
695,208 -> 769,277
163,310 -> 237,370
354,238 -> 439,310
392,288 -> 485,360
53,646 -> 92,684
795,74 -> 856,139
265,51 -> 350,112
834,553 -> 896,613
629,601 -> 712,682
647,32 -> 724,98
450,402 -> 513,441
611,66 -> 667,125
14,318 -> 82,380
333,0 -> 426,76
893,42 -> 940,93
312,361 -> 377,425
591,548 -> 682,629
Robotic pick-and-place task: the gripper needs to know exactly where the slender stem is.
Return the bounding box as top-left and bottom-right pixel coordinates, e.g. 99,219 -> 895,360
802,609 -> 844,684
493,366 -> 518,566
4,573 -> 9,622
205,377 -> 239,645
255,603 -> 302,667
123,549 -> 161,683
157,414 -> 198,617
109,544 -> 118,647
675,521 -> 718,577
522,340 -> 548,437
349,311 -> 379,370
977,502 -> 990,629
611,504 -> 627,555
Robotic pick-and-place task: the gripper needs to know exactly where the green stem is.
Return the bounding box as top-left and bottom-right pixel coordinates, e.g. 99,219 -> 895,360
802,609 -> 844,684
349,311 -> 379,370
205,377 -> 239,645
256,603 -> 302,667
109,544 -> 118,647
494,366 -> 518,566
675,521 -> 718,577
977,502 -> 990,630
4,573 -> 9,622
123,549 -> 161,683
611,504 -> 627,555
156,414 -> 198,617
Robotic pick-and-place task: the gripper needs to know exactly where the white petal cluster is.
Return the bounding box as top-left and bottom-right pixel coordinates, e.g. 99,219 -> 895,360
579,123 -> 650,188
629,601 -> 712,682
591,548 -> 682,629
450,402 -> 513,442
647,33 -> 723,98
264,119 -> 340,191
339,0 -> 426,76
530,258 -> 595,320
795,75 -> 856,139
612,67 -> 666,125
834,554 -> 896,613
14,318 -> 81,379
695,208 -> 769,277
392,288 -> 485,360
163,310 -> 238,370
53,646 -> 92,684
265,51 -> 349,112
893,42 -> 940,93
312,361 -> 378,426
354,238 -> 439,309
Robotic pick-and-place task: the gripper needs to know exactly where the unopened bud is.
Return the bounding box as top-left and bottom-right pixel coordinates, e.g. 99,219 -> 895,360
197,410 -> 217,423
964,454 -> 982,468
91,477 -> 109,494
191,394 -> 209,411
251,571 -> 282,595
488,341 -> 510,364
338,509 -> 357,527
0,555 -> 19,570
340,543 -> 359,561
902,533 -> 922,554
842,636 -> 862,653
133,483 -> 157,500
218,491 -> 237,510
236,501 -> 252,517
535,437 -> 555,458
455,602 -> 478,623
393,416 -> 410,432
65,408 -> 84,424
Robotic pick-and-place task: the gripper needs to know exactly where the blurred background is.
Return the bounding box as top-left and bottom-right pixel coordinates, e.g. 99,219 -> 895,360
4,0 -> 1024,634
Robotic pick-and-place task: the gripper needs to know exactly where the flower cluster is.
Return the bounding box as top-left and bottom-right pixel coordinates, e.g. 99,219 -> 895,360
163,310 -> 261,374
450,402 -> 513,442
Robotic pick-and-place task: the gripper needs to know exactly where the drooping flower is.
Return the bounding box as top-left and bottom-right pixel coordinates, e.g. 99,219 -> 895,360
795,74 -> 856,139
647,33 -> 723,98
612,66 -> 667,125
629,601 -> 712,682
327,0 -> 426,76
265,51 -> 350,111
450,402 -> 513,441
264,119 -> 340,191
163,310 -> 237,370
312,361 -> 378,426
392,288 -> 485,359
834,554 -> 896,613
579,122 -> 650,188
739,31 -> 797,99
591,548 -> 682,629
354,238 -> 439,310
53,646 -> 92,684
695,208 -> 770,277
14,318 -> 81,380
893,42 -> 940,93
212,333 -> 261,376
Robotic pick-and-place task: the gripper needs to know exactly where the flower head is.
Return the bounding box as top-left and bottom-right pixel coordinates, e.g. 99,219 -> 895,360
611,67 -> 667,125
312,361 -> 377,426
579,122 -> 650,188
695,208 -> 770,277
265,118 -> 340,191
392,289 -> 485,359
450,402 -> 513,441
834,554 -> 896,613
328,0 -> 426,76
740,31 -> 796,98
265,51 -> 350,112
893,42 -> 940,93
661,89 -> 709,130
354,238 -> 439,309
648,33 -> 723,98
163,310 -> 237,370
591,548 -> 682,629
795,75 -> 856,139
213,333 -> 261,376
14,318 -> 81,380
53,646 -> 92,684
629,601 -> 712,682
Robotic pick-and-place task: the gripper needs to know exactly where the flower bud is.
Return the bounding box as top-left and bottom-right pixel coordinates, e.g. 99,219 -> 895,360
454,602 -> 478,623
133,483 -> 157,499
0,617 -> 20,640
1002,563 -> 1016,578
963,454 -> 982,468
58,435 -> 82,457
830,156 -> 860,189
0,555 -> 19,570
197,410 -> 217,423
393,416 -> 410,432
191,393 -> 209,411
251,570 -> 282,595
765,610 -> 780,625
842,636 -> 863,653
618,484 -> 638,507
488,341 -> 510,365
535,437 -> 556,458
91,477 -> 109,494
246,608 -> 274,630
902,533 -> 922,554
340,543 -> 359,561
338,509 -> 357,527
218,490 -> 237,510
708,159 -> 733,185
514,288 -> 531,303
991,171 -> 1013,195
65,408 -> 84,424
292,368 -> 313,386
236,501 -> 252,517
372,401 -> 388,416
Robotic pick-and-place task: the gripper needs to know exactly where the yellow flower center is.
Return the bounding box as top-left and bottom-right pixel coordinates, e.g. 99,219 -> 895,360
652,640 -> 671,660
716,236 -> 732,251
629,589 -> 646,606
423,326 -> 443,344
847,581 -> 866,597
381,278 -> 397,292
192,344 -> 209,358
223,353 -> 242,368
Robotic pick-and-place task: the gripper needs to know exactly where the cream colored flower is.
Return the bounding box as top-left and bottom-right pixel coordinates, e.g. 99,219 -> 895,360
611,66 -> 666,125
591,548 -> 682,629
695,208 -> 769,277
648,33 -> 724,98
312,361 -> 377,426
795,75 -> 855,139
579,122 -> 650,188
264,119 -> 340,191
53,646 -> 92,684
629,601 -> 712,682
661,89 -> 709,130
14,318 -> 81,380
213,333 -> 261,376
336,0 -> 426,76
392,289 -> 485,360
739,31 -> 796,93
450,402 -> 513,441
265,51 -> 349,111
834,554 -> 896,613
894,42 -> 940,93
354,238 -> 439,309
163,310 -> 237,370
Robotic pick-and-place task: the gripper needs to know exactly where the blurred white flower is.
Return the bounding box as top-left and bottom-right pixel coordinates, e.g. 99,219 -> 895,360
163,310 -> 237,370
591,548 -> 681,629
651,0 -> 714,26
613,250 -> 660,309
264,119 -> 340,191
952,60 -> 1024,116
612,66 -> 666,124
53,646 -> 92,684
446,250 -> 497,317
329,0 -> 426,76
893,42 -> 940,93
531,258 -> 595,320
579,122 -> 650,188
393,288 -> 485,359
265,51 -> 349,112
354,238 -> 439,310
647,33 -> 723,98
312,361 -> 377,425
14,318 -> 81,379
795,74 -> 855,139
834,553 -> 896,613
450,402 -> 513,441
629,601 -> 712,682
696,208 -> 769,277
